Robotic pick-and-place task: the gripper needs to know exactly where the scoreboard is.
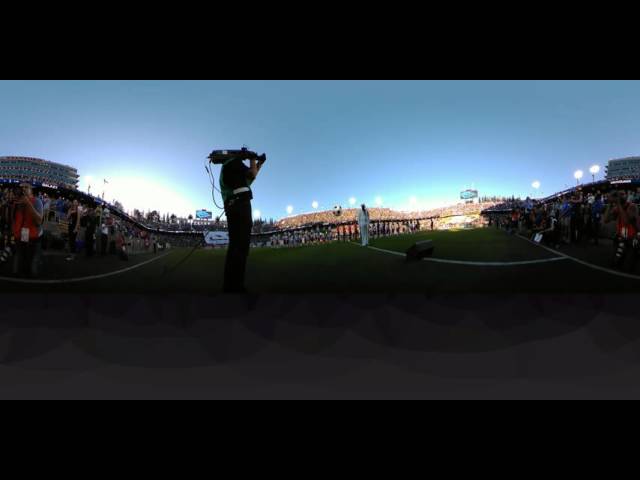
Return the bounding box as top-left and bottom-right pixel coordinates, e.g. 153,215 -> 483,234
460,189 -> 478,200
196,209 -> 213,220
204,230 -> 229,246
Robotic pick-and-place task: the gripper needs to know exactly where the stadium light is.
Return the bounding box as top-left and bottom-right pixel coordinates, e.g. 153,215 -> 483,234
81,175 -> 93,193
349,197 -> 356,206
589,164 -> 600,182
574,170 -> 583,185
312,201 -> 319,209
102,178 -> 109,200
286,205 -> 294,215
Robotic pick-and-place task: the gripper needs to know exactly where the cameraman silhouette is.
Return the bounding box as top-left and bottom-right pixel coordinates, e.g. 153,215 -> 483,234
219,153 -> 265,293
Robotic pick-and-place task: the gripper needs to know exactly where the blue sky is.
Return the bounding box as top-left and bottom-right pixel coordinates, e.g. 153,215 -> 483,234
1,80 -> 640,219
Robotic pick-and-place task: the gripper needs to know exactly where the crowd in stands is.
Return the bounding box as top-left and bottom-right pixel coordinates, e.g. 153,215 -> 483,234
402,202 -> 497,221
0,184 -> 188,278
484,185 -> 640,272
0,185 -> 497,279
252,218 -> 437,248
4,178 -> 640,278
274,202 -> 497,230
138,215 -> 276,235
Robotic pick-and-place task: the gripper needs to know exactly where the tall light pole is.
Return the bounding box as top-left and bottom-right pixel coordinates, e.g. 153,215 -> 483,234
589,165 -> 600,183
574,170 -> 583,186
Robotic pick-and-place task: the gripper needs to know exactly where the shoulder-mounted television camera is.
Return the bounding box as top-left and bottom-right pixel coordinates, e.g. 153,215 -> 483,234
208,147 -> 266,165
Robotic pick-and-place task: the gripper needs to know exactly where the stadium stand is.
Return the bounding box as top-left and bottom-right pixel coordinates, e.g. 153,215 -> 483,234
481,180 -> 640,272
2,175 -> 640,277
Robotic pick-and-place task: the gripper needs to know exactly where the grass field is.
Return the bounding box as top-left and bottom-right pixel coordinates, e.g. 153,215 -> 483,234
2,228 -> 640,294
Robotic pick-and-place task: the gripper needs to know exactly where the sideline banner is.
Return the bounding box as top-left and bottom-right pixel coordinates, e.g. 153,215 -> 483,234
204,231 -> 229,246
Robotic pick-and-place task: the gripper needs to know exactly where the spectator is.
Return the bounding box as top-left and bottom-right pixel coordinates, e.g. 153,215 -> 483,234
574,202 -> 586,245
55,196 -> 66,222
559,196 -> 572,244
604,189 -> 638,271
510,209 -> 519,235
100,220 -> 109,256
84,206 -> 98,257
115,227 -> 128,261
66,200 -> 80,261
42,193 -> 51,222
547,210 -> 561,248
0,188 -> 16,265
590,193 -> 605,245
11,183 -> 44,278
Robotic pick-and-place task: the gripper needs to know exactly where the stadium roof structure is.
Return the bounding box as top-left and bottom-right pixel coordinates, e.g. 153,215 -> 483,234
0,155 -> 79,173
0,156 -> 79,192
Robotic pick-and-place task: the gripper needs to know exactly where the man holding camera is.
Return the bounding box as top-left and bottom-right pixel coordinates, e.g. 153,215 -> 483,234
12,183 -> 44,278
605,189 -> 639,271
217,151 -> 265,293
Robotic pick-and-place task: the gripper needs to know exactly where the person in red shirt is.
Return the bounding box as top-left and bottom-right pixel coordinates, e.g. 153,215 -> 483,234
605,190 -> 639,271
12,183 -> 44,278
510,210 -> 520,235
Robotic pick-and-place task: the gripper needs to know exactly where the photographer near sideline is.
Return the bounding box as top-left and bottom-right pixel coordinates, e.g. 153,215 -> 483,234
604,189 -> 639,272
210,148 -> 266,293
0,188 -> 17,265
12,183 -> 44,278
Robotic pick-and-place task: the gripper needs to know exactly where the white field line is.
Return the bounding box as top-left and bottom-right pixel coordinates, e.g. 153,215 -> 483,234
0,251 -> 172,285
